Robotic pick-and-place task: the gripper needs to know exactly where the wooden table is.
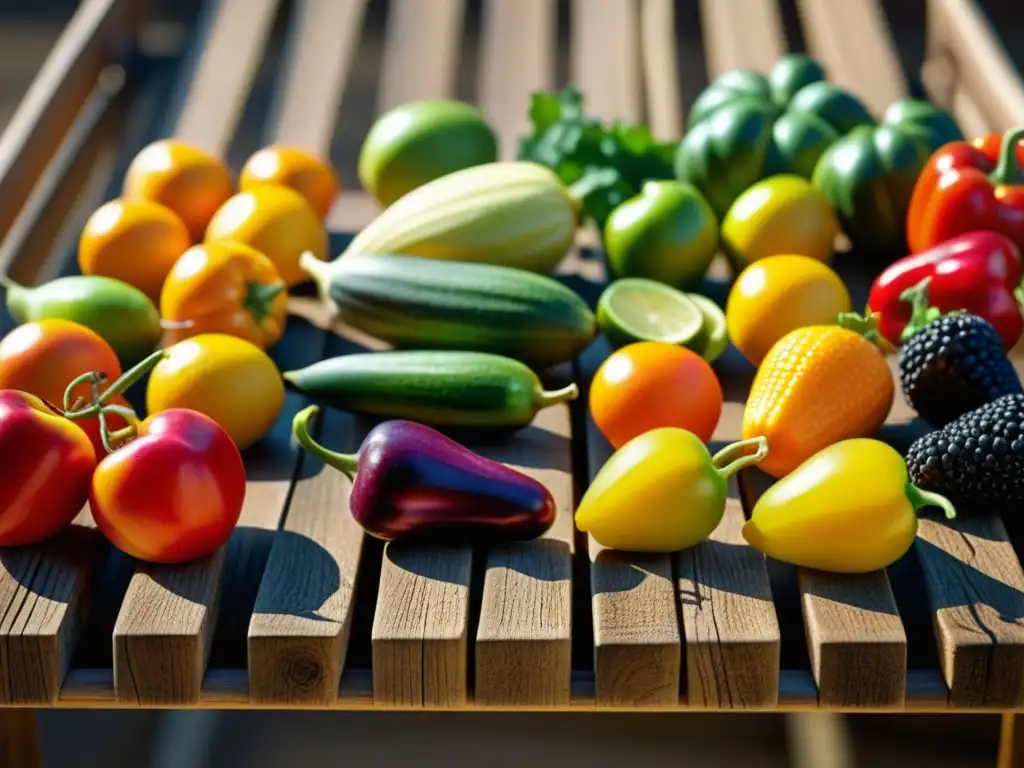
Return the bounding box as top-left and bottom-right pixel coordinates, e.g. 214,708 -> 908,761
1,0 -> 1023,766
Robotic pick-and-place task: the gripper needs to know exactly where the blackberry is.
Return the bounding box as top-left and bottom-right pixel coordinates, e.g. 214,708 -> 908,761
899,310 -> 1021,428
905,394 -> 1024,511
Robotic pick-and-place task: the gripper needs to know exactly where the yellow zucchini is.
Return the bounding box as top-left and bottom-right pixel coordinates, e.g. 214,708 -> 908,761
341,161 -> 577,273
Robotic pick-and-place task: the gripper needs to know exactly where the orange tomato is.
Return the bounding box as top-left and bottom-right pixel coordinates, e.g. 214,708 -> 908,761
123,139 -> 234,241
204,186 -> 328,286
590,341 -> 723,449
240,146 -> 340,220
79,198 -> 191,302
160,241 -> 288,349
0,320 -> 129,457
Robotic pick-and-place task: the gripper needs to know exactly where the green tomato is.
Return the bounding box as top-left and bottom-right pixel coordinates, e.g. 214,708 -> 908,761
602,180 -> 719,290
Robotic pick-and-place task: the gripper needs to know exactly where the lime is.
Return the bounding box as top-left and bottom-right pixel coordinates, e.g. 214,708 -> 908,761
687,293 -> 729,363
597,278 -> 706,350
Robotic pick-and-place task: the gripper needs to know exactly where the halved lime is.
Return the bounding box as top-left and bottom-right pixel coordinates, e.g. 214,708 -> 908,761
686,293 -> 729,363
597,278 -> 707,350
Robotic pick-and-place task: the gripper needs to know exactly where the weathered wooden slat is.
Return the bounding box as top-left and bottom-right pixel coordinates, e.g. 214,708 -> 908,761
678,499 -> 781,708
640,0 -> 683,139
268,0 -> 368,152
795,0 -> 907,116
377,0 -> 466,113
923,0 -> 1024,133
173,0 -> 281,153
367,0 -> 473,707
916,516 -> 1024,708
478,0 -> 556,159
699,0 -> 786,77
0,0 -> 136,251
571,0 -> 642,123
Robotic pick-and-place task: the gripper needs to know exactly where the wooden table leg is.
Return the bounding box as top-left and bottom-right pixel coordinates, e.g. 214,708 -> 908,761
999,714 -> 1024,768
0,709 -> 43,768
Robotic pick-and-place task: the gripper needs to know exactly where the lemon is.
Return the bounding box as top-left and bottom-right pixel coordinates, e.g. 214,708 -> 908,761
597,278 -> 707,350
146,333 -> 285,449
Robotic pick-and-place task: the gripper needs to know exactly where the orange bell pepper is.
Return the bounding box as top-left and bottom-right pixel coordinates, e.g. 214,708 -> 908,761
159,241 -> 288,349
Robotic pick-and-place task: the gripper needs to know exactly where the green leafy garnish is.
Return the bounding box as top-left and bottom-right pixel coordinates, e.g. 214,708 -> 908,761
517,86 -> 678,230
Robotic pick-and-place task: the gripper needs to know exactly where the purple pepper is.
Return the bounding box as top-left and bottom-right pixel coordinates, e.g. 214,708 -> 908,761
292,406 -> 556,543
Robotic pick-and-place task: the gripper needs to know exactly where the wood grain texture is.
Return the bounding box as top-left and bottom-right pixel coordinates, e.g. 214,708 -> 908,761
799,569 -> 907,708
571,0 -> 642,123
795,0 -> 907,116
173,0 -> 281,152
478,0 -> 556,159
371,545 -> 472,707
678,500 -> 780,709
0,0 -> 134,254
0,708 -> 42,768
377,0 -> 466,113
269,0 -> 368,153
640,0 -> 683,139
248,399 -> 365,705
916,515 -> 1024,708
699,0 -> 786,77
474,400 -> 574,707
924,0 -> 1024,132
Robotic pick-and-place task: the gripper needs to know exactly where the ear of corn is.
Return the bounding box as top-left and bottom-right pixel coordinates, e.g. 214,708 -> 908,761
340,161 -> 577,274
742,322 -> 895,478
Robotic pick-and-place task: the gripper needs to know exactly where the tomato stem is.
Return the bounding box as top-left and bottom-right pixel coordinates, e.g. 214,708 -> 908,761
63,350 -> 165,422
292,405 -> 360,480
905,483 -> 957,520
712,436 -> 769,481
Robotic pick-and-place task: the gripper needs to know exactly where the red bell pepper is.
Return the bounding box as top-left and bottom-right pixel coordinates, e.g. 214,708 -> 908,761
866,230 -> 1024,349
907,127 -> 1024,253
0,391 -> 96,546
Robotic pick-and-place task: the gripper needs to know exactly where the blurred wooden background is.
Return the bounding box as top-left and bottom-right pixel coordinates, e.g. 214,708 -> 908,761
2,0 -> 1023,765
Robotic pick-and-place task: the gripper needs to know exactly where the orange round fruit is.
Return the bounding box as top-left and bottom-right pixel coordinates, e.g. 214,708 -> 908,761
204,186 -> 328,286
239,146 -> 340,220
79,198 -> 191,301
590,341 -> 723,449
123,139 -> 234,241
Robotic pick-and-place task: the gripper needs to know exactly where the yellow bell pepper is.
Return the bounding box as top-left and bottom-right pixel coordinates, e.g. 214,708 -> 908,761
742,438 -> 956,573
576,428 -> 768,552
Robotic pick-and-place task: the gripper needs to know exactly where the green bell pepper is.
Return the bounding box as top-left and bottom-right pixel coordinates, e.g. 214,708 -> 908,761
676,54 -> 874,218
811,99 -> 964,255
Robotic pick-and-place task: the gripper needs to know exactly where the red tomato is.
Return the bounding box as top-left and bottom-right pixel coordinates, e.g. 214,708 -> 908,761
89,408 -> 246,563
0,391 -> 95,545
590,341 -> 724,449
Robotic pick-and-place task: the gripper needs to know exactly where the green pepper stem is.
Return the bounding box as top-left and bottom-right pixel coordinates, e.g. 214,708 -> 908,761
292,405 -> 360,480
906,483 -> 957,520
244,280 -> 286,322
712,436 -> 770,481
836,310 -> 893,353
990,127 -> 1024,186
534,382 -> 579,409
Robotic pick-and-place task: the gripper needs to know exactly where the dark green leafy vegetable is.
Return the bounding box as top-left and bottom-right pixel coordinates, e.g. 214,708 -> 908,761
517,86 -> 677,229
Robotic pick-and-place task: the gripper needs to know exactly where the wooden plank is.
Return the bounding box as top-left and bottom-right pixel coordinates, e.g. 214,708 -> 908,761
377,0 -> 465,113
678,499 -> 781,708
924,0 -> 1024,133
268,0 -> 367,152
916,515 -> 1024,708
640,0 -> 683,139
367,0 -> 473,708
478,0 -> 556,159
0,0 -> 135,249
795,0 -> 907,117
699,0 -> 786,77
173,0 -> 281,153
474,400 -> 574,707
570,0 -> 642,123
0,708 -> 42,768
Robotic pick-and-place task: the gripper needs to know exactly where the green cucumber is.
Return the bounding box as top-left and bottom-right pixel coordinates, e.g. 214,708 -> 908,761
282,350 -> 578,429
300,252 -> 597,369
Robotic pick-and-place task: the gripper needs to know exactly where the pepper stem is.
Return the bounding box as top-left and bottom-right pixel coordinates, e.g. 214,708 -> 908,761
244,280 -> 286,323
837,310 -> 895,353
712,436 -> 770,481
292,405 -> 360,480
990,127 -> 1024,186
534,382 -> 579,409
898,277 -> 960,343
905,483 -> 957,520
